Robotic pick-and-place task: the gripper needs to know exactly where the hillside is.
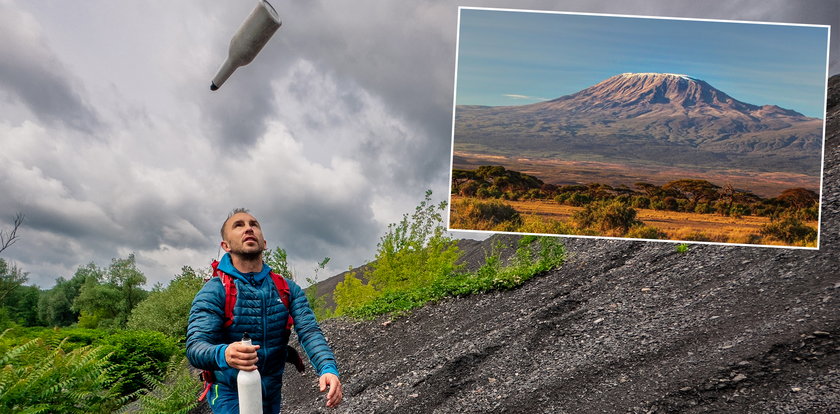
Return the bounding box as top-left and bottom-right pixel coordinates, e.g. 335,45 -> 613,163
455,73 -> 824,175
277,75 -> 839,413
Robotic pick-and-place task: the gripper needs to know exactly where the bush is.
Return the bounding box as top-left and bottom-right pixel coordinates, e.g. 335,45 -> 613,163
573,200 -> 642,236
450,198 -> 522,231
0,331 -> 126,413
760,216 -> 818,246
124,356 -> 201,414
625,225 -> 665,239
127,267 -> 204,342
341,237 -> 566,319
333,272 -> 380,316
99,330 -> 180,396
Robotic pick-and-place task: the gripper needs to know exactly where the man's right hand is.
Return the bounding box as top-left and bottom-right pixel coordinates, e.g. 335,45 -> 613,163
225,341 -> 260,371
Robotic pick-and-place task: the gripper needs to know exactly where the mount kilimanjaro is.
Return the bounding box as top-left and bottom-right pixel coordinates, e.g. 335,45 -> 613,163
454,73 -> 823,175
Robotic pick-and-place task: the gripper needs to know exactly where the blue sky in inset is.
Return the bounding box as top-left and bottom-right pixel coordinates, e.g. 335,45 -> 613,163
455,8 -> 830,118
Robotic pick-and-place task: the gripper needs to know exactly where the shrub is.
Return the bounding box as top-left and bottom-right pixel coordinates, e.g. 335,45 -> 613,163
451,199 -> 522,230
573,200 -> 642,236
99,330 -> 180,396
760,216 -> 818,246
0,332 -> 126,413
127,266 -> 203,341
333,272 -> 380,316
631,196 -> 650,209
124,356 -> 201,414
625,225 -> 665,239
517,215 -> 574,235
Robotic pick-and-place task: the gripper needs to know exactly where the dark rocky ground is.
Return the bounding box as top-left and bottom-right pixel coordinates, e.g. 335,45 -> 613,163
198,75 -> 840,413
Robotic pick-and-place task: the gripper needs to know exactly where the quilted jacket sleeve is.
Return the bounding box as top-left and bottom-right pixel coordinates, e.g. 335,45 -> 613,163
186,278 -> 228,370
288,280 -> 339,377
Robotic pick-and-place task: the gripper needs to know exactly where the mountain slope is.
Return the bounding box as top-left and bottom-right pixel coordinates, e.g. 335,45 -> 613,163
278,75 -> 840,413
455,73 -> 824,174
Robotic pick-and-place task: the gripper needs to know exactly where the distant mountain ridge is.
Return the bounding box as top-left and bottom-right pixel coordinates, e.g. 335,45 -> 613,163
455,73 -> 823,174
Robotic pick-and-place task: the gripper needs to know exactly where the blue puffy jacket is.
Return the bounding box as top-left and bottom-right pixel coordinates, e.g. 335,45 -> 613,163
186,254 -> 338,411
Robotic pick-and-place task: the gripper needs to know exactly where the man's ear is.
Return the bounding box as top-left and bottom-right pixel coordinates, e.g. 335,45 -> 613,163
220,240 -> 232,253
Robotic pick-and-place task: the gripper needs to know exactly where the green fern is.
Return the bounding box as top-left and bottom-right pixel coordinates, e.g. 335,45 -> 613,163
0,334 -> 125,413
119,355 -> 200,414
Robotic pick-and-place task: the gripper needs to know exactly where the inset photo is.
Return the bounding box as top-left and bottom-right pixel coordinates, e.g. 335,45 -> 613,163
449,7 -> 830,248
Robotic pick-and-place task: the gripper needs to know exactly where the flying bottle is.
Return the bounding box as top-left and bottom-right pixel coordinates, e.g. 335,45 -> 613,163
210,0 -> 281,91
237,333 -> 262,414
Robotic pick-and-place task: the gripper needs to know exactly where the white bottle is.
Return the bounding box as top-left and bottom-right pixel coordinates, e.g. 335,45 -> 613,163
210,0 -> 282,90
237,333 -> 262,414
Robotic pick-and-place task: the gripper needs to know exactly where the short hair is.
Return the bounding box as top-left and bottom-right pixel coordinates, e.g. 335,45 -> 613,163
220,208 -> 250,239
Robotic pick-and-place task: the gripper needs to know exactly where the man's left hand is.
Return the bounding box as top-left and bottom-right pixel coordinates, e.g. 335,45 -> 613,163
319,373 -> 342,408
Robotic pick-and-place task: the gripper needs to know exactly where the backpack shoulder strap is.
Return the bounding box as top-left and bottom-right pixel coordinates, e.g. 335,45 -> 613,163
269,271 -> 294,330
210,260 -> 237,328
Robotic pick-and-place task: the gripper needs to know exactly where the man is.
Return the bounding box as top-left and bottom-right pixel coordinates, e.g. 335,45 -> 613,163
187,208 -> 342,413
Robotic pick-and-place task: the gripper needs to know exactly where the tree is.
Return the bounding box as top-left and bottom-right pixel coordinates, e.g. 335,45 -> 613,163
2,284 -> 40,326
0,258 -> 28,304
776,188 -> 819,209
38,263 -> 100,327
128,266 -> 204,340
106,254 -> 148,326
663,179 -> 720,207
333,272 -> 379,316
367,190 -> 461,292
0,213 -> 23,255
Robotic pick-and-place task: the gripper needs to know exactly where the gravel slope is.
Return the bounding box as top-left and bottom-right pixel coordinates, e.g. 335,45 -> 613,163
192,75 -> 839,414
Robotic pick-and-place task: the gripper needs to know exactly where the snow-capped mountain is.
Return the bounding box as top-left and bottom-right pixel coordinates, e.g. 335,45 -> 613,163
454,73 -> 823,173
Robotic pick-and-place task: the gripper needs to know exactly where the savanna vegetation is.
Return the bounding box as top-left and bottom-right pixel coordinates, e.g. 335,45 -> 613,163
0,190 -> 568,412
451,165 -> 819,246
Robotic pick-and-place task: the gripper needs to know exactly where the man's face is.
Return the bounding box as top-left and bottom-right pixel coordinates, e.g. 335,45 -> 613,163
221,212 -> 267,257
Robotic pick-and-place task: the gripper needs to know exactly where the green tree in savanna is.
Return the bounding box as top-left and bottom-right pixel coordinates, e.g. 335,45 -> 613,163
662,179 -> 720,209
127,266 -> 204,340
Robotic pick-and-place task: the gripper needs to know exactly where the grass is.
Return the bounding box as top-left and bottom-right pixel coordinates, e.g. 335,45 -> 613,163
449,196 -> 818,247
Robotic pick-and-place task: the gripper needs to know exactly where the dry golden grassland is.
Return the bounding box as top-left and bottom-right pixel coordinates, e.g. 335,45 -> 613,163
449,196 -> 818,247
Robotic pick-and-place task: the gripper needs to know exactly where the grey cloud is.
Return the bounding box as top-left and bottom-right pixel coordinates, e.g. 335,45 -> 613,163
0,3 -> 100,132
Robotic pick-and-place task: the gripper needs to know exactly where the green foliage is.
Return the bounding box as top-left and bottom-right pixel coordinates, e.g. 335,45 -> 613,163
265,247 -> 293,280
0,259 -> 28,305
625,225 -> 666,240
450,198 -> 522,231
72,255 -> 148,329
341,236 -> 566,320
265,247 -> 331,319
675,243 -> 690,253
99,330 -> 180,396
573,199 -> 642,236
127,266 -> 204,341
368,190 -> 461,293
760,215 -> 818,246
0,331 -> 127,413
304,258 -> 332,321
121,356 -> 200,414
333,272 -> 381,317
2,285 -> 39,327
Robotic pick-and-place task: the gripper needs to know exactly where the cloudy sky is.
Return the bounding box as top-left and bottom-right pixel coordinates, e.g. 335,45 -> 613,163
1,0 -> 838,289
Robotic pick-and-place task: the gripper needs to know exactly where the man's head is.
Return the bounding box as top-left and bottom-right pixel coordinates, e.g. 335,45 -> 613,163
220,208 -> 267,259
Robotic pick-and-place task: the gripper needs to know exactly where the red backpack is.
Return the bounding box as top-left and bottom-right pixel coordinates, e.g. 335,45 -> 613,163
198,260 -> 305,401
